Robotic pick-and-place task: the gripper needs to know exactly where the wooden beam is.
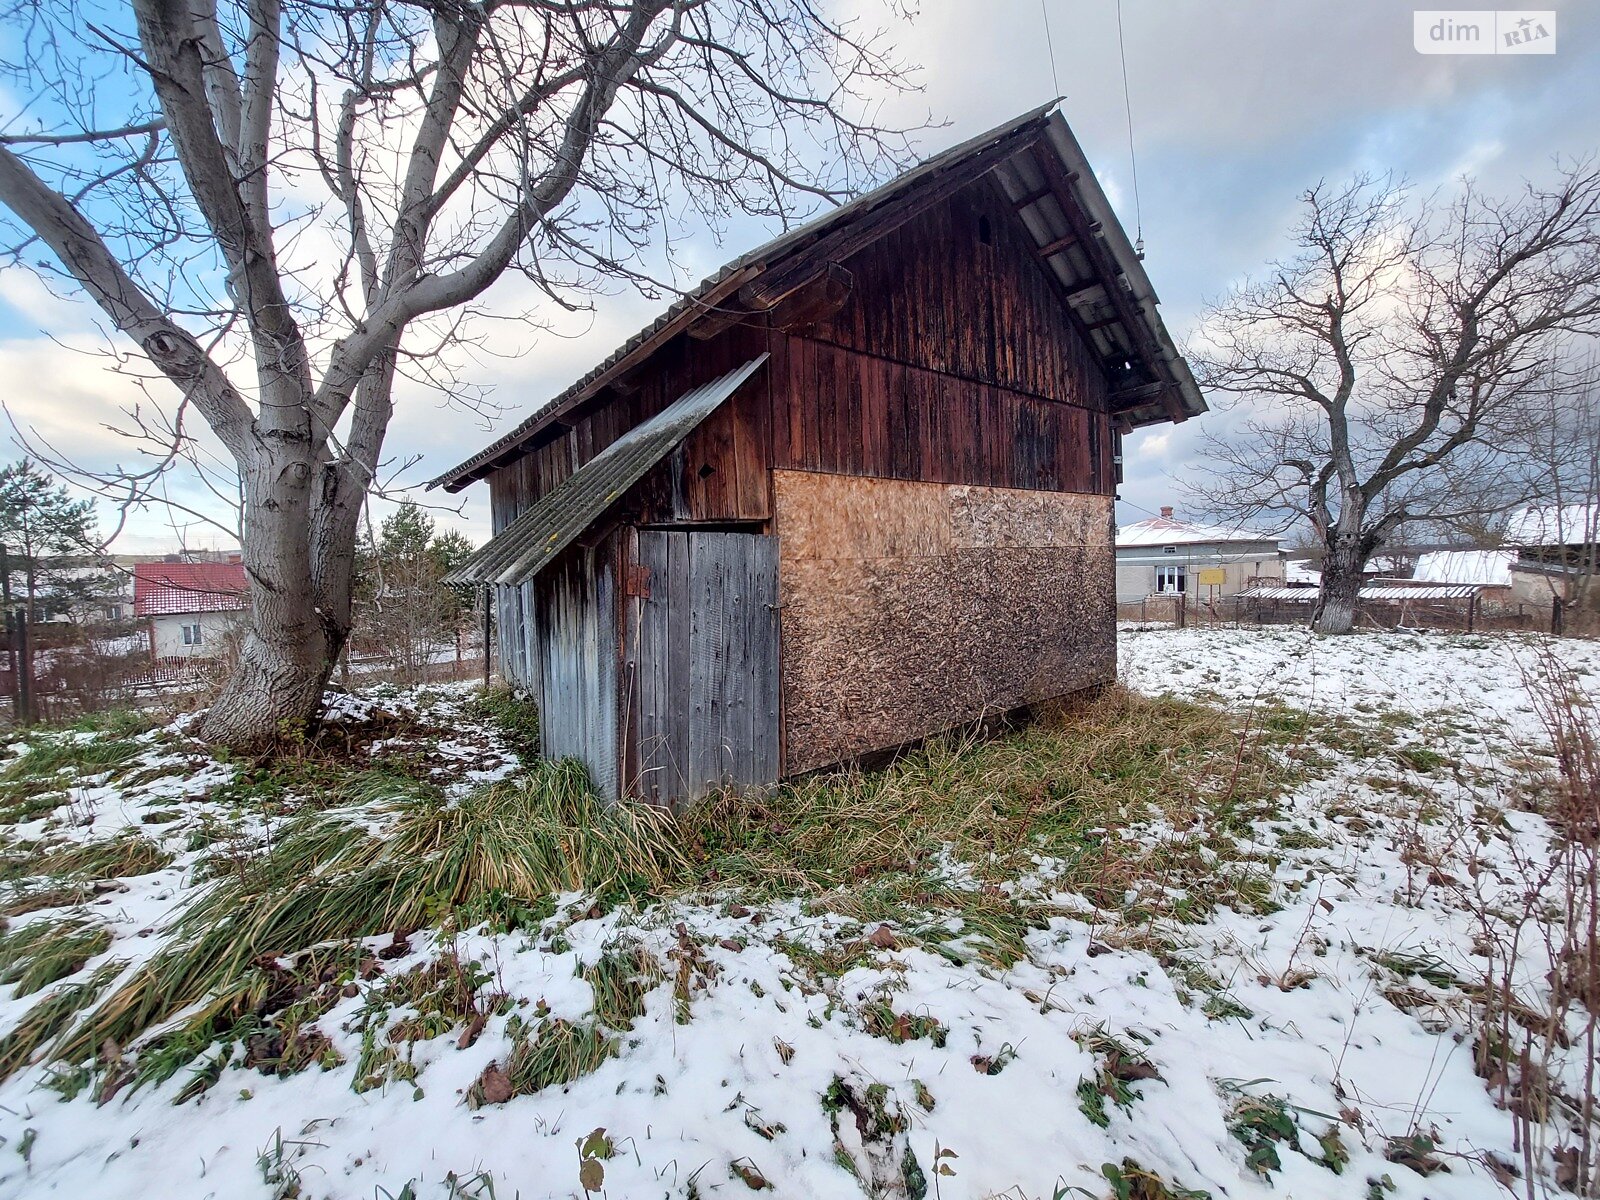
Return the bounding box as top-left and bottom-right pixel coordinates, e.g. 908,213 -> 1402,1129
686,304 -> 750,341
1010,185 -> 1052,210
1108,381 -> 1165,407
1030,145 -> 1187,424
767,262 -> 854,332
1036,233 -> 1078,258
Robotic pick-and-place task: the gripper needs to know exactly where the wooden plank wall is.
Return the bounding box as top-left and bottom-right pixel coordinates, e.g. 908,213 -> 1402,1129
485,325 -> 773,527
527,540 -> 619,799
804,181 -> 1106,410
627,530 -> 779,805
769,337 -> 1108,495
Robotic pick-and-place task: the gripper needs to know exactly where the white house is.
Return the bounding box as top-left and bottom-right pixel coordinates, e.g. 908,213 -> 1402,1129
1114,506 -> 1282,603
132,559 -> 248,660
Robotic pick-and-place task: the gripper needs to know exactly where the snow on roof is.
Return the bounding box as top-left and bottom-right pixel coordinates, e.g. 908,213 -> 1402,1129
133,561 -> 248,617
1116,513 -> 1272,548
1504,502 -> 1599,547
1282,560 -> 1321,586
1410,549 -> 1514,587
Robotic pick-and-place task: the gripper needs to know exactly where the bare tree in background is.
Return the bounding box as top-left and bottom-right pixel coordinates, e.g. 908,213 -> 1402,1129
1502,357 -> 1600,614
0,0 -> 919,744
1190,170 -> 1600,634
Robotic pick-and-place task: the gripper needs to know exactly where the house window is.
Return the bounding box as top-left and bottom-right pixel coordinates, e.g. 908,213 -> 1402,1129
1162,545 -> 1177,554
1155,564 -> 1186,594
181,622 -> 203,646
104,605 -> 122,621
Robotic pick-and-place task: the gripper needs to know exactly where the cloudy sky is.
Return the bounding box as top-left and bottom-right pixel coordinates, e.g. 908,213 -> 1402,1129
1,1 -> 1595,551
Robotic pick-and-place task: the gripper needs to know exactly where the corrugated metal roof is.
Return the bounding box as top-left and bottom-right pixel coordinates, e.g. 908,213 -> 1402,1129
1238,584 -> 1483,602
447,357 -> 768,587
430,102 -> 1205,493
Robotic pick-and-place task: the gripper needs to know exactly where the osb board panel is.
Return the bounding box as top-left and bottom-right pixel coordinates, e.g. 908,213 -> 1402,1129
774,470 -> 1114,775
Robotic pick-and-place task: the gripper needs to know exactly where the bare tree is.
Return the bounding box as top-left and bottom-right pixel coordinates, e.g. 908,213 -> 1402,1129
1501,357 -> 1600,615
0,0 -> 918,744
1190,169 -> 1600,633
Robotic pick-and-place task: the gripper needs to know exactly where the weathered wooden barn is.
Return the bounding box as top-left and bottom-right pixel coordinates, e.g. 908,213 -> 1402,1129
434,104 -> 1206,805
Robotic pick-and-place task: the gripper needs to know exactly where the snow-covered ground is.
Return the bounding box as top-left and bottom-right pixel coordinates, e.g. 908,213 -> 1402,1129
0,630 -> 1596,1200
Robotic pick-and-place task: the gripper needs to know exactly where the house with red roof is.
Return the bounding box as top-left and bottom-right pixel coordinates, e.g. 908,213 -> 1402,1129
132,558 -> 248,661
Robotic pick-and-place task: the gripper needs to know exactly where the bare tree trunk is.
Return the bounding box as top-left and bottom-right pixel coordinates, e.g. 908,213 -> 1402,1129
1313,515 -> 1370,634
198,441 -> 363,745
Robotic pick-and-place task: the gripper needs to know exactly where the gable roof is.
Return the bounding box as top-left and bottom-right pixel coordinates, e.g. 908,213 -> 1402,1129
1411,549 -> 1514,587
431,103 -> 1205,494
1505,502 -> 1600,547
1116,514 -> 1271,549
447,358 -> 767,587
132,561 -> 248,617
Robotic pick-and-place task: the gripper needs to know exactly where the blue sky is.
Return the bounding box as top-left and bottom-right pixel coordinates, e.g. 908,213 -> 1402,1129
1,1 -> 1596,551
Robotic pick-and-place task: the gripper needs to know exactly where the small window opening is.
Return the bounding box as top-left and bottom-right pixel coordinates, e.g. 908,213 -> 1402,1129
697,463 -> 716,480
977,215 -> 993,245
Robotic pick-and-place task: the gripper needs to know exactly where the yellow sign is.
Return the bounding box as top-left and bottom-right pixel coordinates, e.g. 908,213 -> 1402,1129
1198,567 -> 1226,586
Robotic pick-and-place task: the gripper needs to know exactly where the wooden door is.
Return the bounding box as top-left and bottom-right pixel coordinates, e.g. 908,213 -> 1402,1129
630,530 -> 779,805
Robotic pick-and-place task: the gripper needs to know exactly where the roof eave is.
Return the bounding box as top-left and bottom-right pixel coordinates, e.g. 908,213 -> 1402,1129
432,101 -> 1206,491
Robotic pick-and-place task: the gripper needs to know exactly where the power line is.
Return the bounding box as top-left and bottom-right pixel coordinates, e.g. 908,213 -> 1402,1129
1114,0 -> 1144,256
1039,0 -> 1061,98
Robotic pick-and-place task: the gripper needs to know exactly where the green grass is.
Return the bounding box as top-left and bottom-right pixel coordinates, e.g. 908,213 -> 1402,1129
581,939 -> 664,1032
14,685 -> 1314,1084
496,1016 -> 617,1100
37,833 -> 173,880
468,687 -> 542,760
45,759 -> 686,1077
0,728 -> 152,825
676,687 -> 1300,923
0,917 -> 112,996
0,959 -> 123,1079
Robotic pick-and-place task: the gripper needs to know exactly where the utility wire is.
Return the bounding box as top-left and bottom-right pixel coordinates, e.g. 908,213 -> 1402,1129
1040,0 -> 1061,98
1114,0 -> 1144,255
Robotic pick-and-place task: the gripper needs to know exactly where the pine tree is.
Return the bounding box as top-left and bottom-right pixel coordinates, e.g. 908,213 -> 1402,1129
0,460 -> 100,622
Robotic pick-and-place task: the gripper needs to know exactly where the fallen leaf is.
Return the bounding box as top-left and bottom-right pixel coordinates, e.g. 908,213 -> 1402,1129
730,1159 -> 771,1190
476,1062 -> 513,1105
866,924 -> 899,950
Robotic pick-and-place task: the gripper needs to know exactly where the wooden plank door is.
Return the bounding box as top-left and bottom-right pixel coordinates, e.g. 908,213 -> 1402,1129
632,530 -> 779,805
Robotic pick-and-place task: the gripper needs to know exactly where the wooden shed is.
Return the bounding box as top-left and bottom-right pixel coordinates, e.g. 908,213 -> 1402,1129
434,104 -> 1206,805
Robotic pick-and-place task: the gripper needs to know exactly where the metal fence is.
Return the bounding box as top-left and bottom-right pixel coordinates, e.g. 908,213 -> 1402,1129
1118,591 -> 1574,634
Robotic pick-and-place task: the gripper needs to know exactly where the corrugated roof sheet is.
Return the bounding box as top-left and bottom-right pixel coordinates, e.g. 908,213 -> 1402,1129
447,357 -> 768,587
132,561 -> 248,616
430,103 -> 1205,493
1239,584 -> 1483,602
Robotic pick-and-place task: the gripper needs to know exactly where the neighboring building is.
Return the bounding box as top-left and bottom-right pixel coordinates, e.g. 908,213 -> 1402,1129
1409,549 -> 1514,588
132,559 -> 248,660
435,104 -> 1205,805
1504,502 -> 1600,608
1114,507 -> 1280,602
